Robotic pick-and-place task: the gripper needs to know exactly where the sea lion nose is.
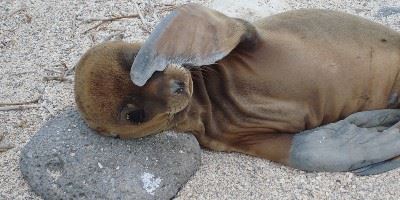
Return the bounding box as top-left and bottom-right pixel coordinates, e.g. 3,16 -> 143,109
171,80 -> 185,94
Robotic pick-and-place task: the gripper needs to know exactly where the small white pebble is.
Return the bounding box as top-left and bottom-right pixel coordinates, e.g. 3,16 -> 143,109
141,172 -> 162,195
98,162 -> 103,169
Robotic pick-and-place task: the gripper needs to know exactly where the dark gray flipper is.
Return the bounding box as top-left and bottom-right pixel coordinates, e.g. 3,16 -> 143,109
345,109 -> 400,128
352,157 -> 400,176
289,109 -> 400,174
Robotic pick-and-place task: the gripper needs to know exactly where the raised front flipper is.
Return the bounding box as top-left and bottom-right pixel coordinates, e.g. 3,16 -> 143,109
289,109 -> 400,174
130,4 -> 259,86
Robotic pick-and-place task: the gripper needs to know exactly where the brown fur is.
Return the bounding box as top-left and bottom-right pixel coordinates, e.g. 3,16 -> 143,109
75,8 -> 400,166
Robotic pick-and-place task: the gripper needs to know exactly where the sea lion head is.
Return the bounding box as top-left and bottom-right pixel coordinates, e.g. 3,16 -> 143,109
74,41 -> 192,139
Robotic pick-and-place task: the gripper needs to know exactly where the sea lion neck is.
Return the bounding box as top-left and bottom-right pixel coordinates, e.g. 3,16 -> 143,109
171,51 -> 258,138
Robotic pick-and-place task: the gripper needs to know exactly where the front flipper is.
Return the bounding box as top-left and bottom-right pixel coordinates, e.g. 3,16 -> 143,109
289,109 -> 400,174
130,3 -> 259,86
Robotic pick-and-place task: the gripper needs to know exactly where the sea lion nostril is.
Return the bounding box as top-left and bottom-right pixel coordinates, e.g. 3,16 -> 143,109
126,109 -> 146,123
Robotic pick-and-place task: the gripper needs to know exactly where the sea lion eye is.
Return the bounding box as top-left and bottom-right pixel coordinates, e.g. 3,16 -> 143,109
126,109 -> 146,123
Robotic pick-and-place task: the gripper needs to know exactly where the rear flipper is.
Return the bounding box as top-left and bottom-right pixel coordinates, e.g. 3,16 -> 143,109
289,109 -> 400,175
351,156 -> 400,176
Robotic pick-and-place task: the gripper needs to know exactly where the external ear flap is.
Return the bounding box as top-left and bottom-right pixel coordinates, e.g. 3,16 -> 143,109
131,3 -> 259,86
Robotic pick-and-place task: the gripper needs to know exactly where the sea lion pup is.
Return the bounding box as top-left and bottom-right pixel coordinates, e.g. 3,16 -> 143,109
75,5 -> 400,175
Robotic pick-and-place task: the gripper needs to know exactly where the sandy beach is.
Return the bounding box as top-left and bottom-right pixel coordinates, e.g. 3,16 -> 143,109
1,0 -> 400,199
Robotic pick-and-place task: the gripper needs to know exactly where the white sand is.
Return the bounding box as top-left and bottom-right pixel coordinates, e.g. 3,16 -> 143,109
1,0 -> 399,199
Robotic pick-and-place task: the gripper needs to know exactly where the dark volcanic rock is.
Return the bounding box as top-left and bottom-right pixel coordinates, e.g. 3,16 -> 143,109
20,109 -> 201,200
